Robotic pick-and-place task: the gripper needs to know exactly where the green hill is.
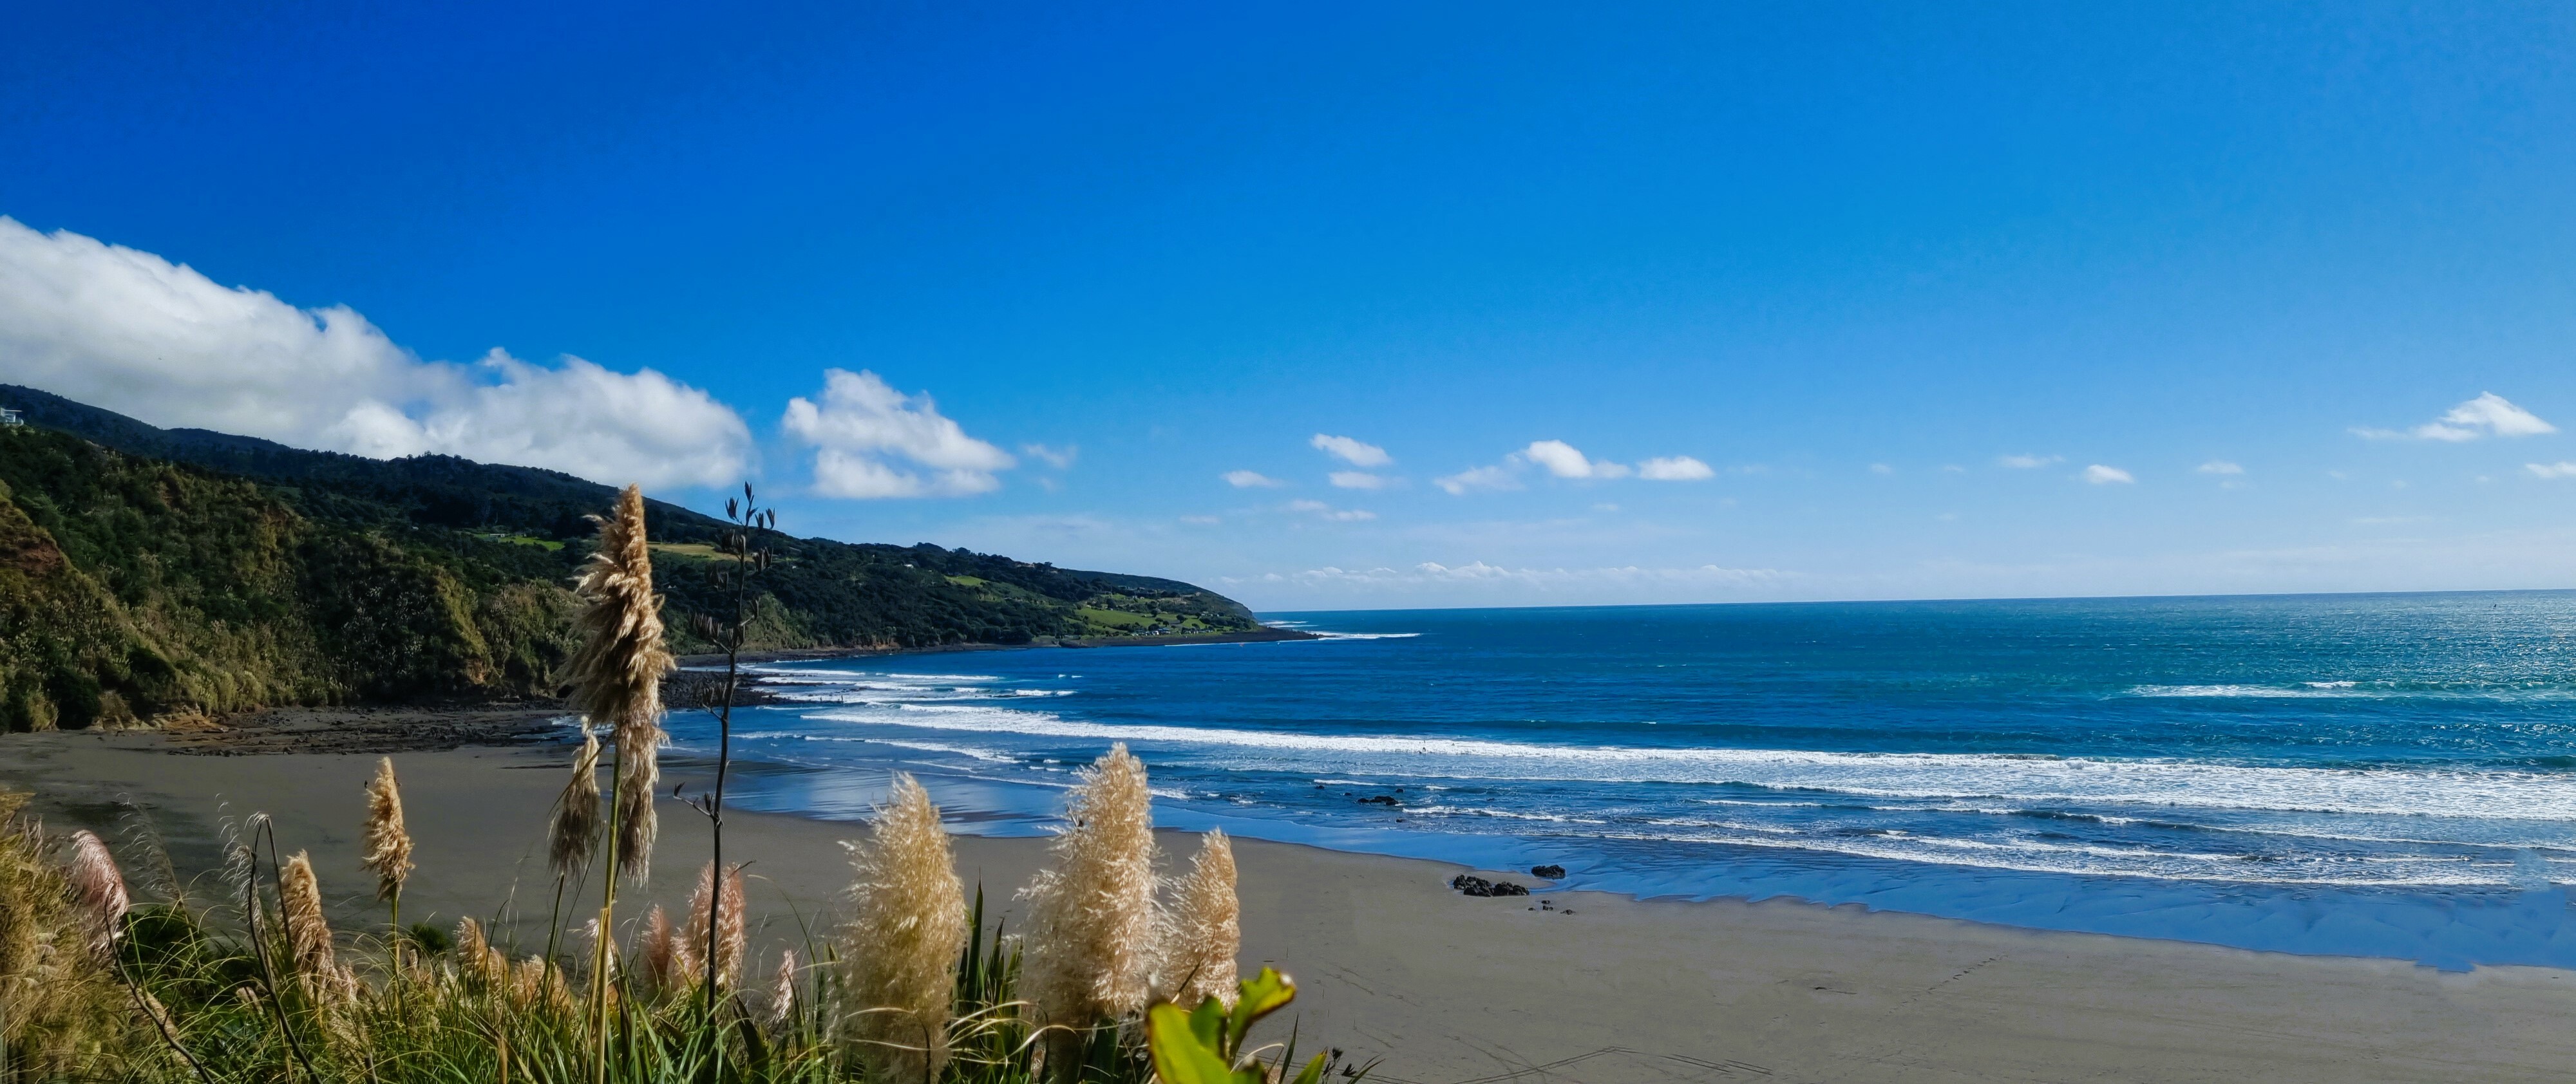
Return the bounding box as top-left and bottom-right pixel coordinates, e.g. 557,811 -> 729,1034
0,385 -> 1263,730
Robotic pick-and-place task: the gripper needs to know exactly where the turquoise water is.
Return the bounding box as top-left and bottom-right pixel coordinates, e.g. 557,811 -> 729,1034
668,592 -> 2576,969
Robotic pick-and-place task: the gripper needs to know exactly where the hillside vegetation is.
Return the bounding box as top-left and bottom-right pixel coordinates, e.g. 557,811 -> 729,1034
0,385 -> 1262,730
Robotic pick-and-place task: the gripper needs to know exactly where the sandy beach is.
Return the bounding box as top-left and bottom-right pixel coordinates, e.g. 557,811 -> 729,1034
4,725 -> 2572,1084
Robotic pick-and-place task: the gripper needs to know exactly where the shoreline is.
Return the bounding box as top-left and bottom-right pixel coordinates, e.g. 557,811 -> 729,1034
2,729 -> 2572,1081
675,625 -> 1319,668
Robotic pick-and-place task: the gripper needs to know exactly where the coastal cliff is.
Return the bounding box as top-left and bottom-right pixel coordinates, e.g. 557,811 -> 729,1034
0,384 -> 1270,729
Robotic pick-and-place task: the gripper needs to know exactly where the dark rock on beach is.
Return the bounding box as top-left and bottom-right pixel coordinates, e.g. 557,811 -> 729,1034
1531,864 -> 1566,879
1450,874 -> 1530,897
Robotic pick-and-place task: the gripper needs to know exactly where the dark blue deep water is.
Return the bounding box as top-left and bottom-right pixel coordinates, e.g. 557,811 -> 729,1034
666,592 -> 2576,969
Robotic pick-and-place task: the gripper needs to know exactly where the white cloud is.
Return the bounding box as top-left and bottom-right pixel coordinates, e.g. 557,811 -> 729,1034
2527,462 -> 2576,479
2355,393 -> 2555,442
1329,471 -> 1393,489
1998,454 -> 2063,469
781,368 -> 1014,498
1310,433 -> 1392,467
1522,440 -> 1631,479
1868,463 -> 1895,476
1178,514 -> 1222,525
2196,460 -> 2245,475
1021,443 -> 1078,469
0,217 -> 750,488
1637,455 -> 1715,481
1285,498 -> 1376,521
2083,464 -> 2135,485
1434,464 -> 1522,494
1223,470 -> 1283,488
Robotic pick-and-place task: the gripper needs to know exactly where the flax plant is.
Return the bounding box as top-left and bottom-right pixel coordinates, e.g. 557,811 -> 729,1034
684,484 -> 776,1010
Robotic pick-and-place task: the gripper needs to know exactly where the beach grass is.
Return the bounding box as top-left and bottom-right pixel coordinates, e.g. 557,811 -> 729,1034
0,750 -> 1340,1083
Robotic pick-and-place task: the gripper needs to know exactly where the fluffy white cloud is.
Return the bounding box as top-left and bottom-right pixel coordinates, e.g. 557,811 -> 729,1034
1434,440 -> 1711,493
1311,433 -> 1392,467
1998,454 -> 2063,469
2083,464 -> 2135,485
781,368 -> 1013,498
1434,464 -> 1521,494
2356,393 -> 2556,442
2197,460 -> 2245,475
0,217 -> 749,488
1522,440 -> 1631,479
1224,469 -> 1283,488
1329,471 -> 1393,489
2527,462 -> 2576,480
1285,498 -> 1375,521
1637,455 -> 1714,481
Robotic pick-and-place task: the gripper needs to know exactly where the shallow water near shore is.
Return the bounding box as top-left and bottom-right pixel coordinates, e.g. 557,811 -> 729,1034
668,590 -> 2576,970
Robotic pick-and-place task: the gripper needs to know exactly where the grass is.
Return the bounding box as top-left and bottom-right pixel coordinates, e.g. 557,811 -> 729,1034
0,782 -> 1350,1084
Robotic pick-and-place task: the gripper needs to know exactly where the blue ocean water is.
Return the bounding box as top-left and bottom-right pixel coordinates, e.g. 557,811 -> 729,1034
665,592 -> 2576,970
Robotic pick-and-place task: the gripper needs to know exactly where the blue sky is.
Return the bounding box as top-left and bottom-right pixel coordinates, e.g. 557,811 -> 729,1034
6,2 -> 2576,609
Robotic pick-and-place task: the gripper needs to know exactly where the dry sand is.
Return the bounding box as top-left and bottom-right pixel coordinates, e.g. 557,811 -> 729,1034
5,728 -> 2573,1083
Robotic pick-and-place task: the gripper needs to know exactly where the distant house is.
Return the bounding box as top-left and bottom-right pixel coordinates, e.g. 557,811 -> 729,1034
0,407 -> 22,427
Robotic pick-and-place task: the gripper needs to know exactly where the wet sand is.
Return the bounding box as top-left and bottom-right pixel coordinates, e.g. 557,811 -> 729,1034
4,727 -> 2573,1083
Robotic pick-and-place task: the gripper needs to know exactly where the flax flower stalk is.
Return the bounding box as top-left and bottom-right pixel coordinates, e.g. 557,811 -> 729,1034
840,773 -> 968,1083
1157,828 -> 1240,1009
1020,743 -> 1161,1039
65,830 -> 130,960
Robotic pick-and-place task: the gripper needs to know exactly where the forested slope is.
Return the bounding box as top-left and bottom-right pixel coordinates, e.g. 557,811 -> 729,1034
0,386 -> 1262,730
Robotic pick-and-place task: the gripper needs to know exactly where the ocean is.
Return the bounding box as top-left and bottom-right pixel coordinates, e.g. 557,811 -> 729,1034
664,591 -> 2576,970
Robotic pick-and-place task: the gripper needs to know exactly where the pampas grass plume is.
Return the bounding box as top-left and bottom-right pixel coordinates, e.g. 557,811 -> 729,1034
637,905 -> 693,993
550,725 -> 605,877
65,830 -> 129,958
1020,743 -> 1160,1026
764,948 -> 799,1029
1158,828 -> 1240,1008
360,757 -> 413,903
569,483 -> 674,883
685,861 -> 746,991
839,773 -> 967,1081
278,851 -> 341,1001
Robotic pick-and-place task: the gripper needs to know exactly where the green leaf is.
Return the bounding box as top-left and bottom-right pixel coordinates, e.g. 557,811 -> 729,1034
1150,1003 -> 1245,1084
1290,1052 -> 1331,1084
1227,967 -> 1298,1058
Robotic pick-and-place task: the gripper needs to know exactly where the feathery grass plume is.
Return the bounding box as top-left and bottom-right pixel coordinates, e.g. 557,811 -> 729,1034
840,773 -> 969,1081
1020,743 -> 1161,1030
636,904 -> 690,993
684,861 -> 748,991
360,757 -> 414,904
0,793 -> 130,1072
1156,828 -> 1239,1009
65,829 -> 130,959
454,917 -> 509,989
567,483 -> 675,883
763,948 -> 799,1029
550,725 -> 605,877
278,851 -> 343,1002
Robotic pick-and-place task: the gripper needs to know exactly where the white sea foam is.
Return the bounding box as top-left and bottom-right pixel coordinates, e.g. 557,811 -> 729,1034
800,702 -> 2576,821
